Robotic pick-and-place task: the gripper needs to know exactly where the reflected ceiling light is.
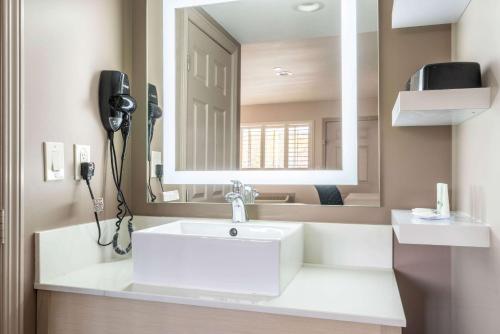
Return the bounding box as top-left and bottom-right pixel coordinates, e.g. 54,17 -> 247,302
295,2 -> 324,13
275,70 -> 293,77
273,67 -> 292,76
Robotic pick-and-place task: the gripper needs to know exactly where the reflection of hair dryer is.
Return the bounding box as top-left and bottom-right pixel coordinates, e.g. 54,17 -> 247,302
147,84 -> 163,202
148,83 -> 163,162
99,71 -> 137,137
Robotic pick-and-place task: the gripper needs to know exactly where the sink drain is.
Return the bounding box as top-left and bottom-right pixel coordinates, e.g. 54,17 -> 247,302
229,228 -> 238,237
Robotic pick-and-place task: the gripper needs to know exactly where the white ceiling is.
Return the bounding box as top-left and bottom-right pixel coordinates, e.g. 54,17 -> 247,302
202,0 -> 378,44
392,0 -> 471,28
241,36 -> 339,105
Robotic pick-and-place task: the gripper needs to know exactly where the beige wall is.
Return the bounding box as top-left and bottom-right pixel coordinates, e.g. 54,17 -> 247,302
451,1 -> 500,333
23,0 -> 132,333
380,11 -> 451,334
135,1 -> 453,333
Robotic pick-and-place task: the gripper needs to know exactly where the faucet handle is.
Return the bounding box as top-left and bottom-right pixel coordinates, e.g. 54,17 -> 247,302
247,188 -> 260,204
230,180 -> 244,194
252,189 -> 260,199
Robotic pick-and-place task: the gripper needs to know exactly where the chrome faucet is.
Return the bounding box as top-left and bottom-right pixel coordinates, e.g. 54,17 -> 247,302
225,180 -> 249,223
225,192 -> 248,223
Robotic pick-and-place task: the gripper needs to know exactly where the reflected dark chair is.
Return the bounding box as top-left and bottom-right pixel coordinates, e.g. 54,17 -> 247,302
314,185 -> 344,205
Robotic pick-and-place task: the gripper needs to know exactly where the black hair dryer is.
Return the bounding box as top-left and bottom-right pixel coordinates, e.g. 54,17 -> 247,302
99,71 -> 137,138
148,83 -> 163,161
97,70 -> 136,255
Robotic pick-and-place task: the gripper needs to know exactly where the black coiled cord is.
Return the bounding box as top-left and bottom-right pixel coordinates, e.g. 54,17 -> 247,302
108,133 -> 134,255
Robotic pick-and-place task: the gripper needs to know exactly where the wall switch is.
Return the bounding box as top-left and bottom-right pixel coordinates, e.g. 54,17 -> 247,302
150,151 -> 162,178
44,142 -> 65,181
74,144 -> 91,180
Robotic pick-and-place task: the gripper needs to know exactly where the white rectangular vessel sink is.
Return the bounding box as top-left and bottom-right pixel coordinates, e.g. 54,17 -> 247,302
132,219 -> 303,296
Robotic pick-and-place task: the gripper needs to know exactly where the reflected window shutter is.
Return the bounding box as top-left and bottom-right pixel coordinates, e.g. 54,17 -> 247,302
288,124 -> 311,169
264,126 -> 285,168
241,126 -> 262,168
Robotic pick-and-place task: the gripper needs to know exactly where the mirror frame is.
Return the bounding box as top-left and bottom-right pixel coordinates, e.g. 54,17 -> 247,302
162,0 -> 358,185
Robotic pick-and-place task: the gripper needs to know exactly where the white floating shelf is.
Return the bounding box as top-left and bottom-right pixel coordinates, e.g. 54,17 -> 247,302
392,210 -> 490,247
392,87 -> 491,127
392,0 -> 472,29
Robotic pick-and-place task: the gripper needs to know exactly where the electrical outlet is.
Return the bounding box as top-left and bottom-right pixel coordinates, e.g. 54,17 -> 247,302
150,151 -> 162,178
74,144 -> 91,180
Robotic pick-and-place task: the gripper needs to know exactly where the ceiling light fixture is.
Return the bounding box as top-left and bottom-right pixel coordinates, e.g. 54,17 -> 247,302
295,2 -> 324,13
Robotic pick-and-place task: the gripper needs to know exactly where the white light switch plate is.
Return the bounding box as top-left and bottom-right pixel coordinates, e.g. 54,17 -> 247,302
163,190 -> 180,202
44,142 -> 65,181
74,144 -> 91,180
150,151 -> 162,178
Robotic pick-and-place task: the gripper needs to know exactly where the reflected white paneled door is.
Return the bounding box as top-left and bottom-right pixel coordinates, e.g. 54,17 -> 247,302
324,118 -> 378,193
186,21 -> 234,202
324,120 -> 343,170
357,119 -> 378,186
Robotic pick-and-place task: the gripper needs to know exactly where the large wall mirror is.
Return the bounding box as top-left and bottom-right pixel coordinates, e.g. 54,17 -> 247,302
146,0 -> 380,206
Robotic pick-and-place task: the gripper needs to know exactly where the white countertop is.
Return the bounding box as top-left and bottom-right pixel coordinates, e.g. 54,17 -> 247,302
35,217 -> 405,327
35,259 -> 406,327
